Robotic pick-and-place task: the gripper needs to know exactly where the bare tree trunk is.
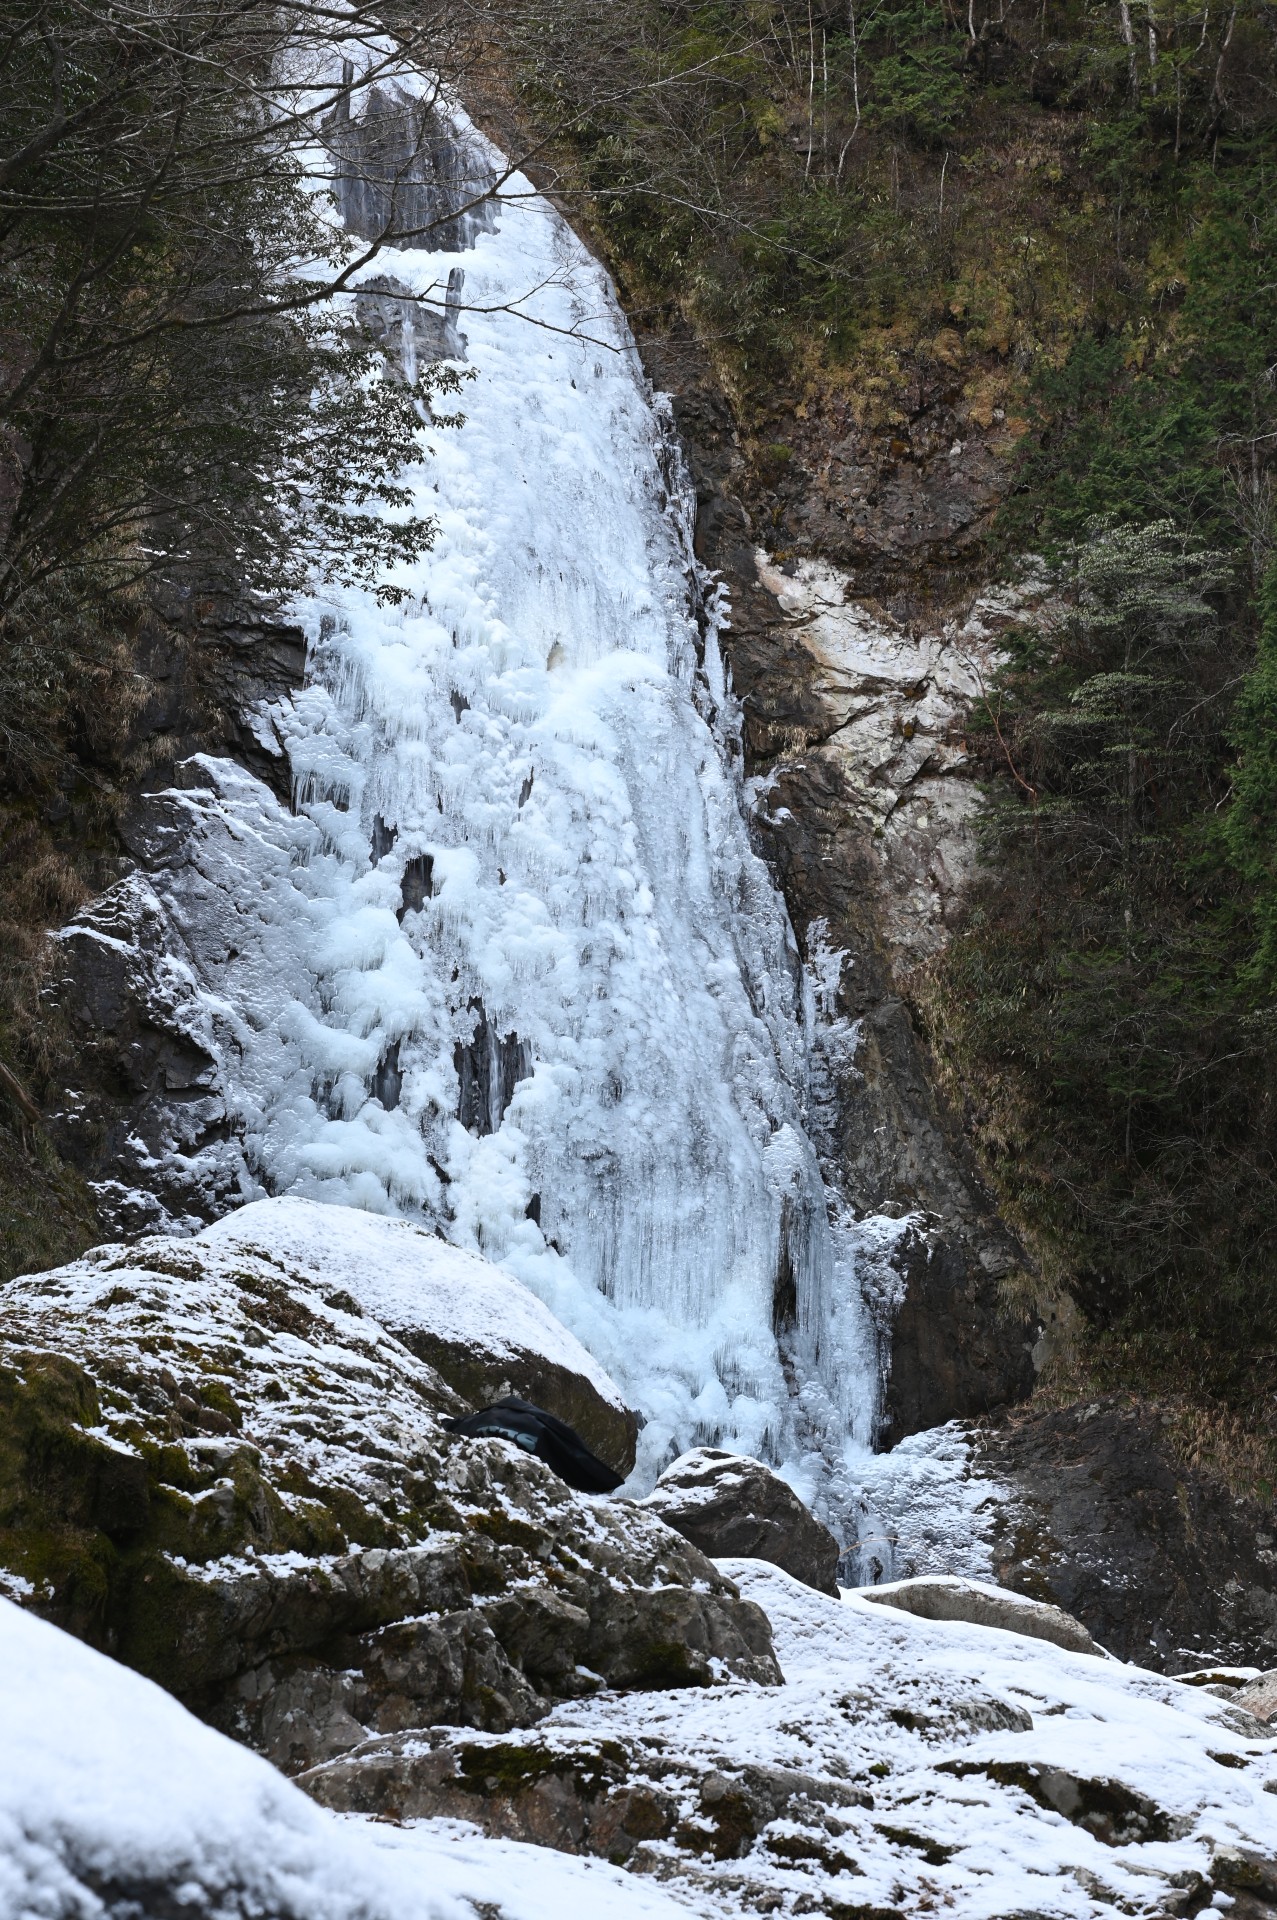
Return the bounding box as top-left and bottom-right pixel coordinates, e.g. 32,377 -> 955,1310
1117,0 -> 1139,95
1211,2 -> 1237,111
837,0 -> 862,181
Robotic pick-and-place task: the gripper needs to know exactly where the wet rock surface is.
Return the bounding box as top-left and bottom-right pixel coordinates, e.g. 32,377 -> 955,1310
971,1397 -> 1277,1672
0,1209 -> 779,1775
638,1447 -> 840,1594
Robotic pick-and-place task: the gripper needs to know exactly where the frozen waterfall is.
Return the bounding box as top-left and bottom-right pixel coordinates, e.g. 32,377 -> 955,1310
139,58 -> 887,1493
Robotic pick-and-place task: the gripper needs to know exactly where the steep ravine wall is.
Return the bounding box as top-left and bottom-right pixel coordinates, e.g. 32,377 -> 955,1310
636,329 -> 1046,1442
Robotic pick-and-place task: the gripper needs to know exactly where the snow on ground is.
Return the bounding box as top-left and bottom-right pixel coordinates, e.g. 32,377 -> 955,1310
4,1555 -> 1274,1920
520,1560 -> 1277,1917
0,1600 -> 690,1920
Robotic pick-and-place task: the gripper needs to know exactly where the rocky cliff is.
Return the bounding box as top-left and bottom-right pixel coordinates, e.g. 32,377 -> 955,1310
640,327 -> 1046,1442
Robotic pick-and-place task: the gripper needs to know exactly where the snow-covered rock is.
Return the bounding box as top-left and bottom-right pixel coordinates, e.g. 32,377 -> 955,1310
304,1559 -> 1277,1918
860,1573 -> 1101,1656
1237,1671 -> 1277,1724
0,1597 -> 694,1920
200,1197 -> 638,1471
0,1217 -> 778,1776
638,1446 -> 840,1594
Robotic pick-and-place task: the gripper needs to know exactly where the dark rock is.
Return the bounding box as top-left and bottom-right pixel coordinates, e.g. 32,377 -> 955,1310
879,1228 -> 1040,1446
41,588 -> 309,1235
639,1447 -> 840,1595
937,1758 -> 1177,1846
970,1397 -> 1277,1672
442,1396 -> 625,1494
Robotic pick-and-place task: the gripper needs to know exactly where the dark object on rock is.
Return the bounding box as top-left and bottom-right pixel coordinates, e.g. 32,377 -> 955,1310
971,1396 -> 1277,1672
639,1447 -> 840,1595
442,1396 -> 625,1494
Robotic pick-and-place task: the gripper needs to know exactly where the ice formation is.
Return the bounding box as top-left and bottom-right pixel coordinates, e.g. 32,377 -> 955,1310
123,53 -> 892,1494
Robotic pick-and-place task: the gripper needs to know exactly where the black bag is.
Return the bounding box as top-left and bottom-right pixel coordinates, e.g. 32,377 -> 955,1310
441,1395 -> 624,1493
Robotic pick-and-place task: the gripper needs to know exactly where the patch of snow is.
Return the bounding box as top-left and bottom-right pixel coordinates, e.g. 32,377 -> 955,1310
0,1599 -> 688,1920
530,1558 -> 1277,1917
364,1820 -> 701,1920
200,1195 -> 628,1410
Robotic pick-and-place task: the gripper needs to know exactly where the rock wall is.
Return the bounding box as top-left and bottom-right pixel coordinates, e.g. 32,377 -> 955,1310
639,331 -> 1042,1441
975,1398 -> 1277,1672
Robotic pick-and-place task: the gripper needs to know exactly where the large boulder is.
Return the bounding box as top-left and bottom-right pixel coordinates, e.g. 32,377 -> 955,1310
200,1198 -> 638,1475
638,1448 -> 840,1595
1237,1671 -> 1277,1723
858,1574 -> 1101,1656
0,1211 -> 780,1776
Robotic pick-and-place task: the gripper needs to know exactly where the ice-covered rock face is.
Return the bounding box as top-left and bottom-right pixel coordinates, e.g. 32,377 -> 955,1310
110,62 -> 883,1490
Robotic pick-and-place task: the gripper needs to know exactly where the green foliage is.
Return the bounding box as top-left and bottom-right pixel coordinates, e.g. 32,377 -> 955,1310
1225,559 -> 1277,995
931,516 -> 1277,1407
854,0 -> 966,143
1005,157 -> 1277,556
520,0 -> 1277,378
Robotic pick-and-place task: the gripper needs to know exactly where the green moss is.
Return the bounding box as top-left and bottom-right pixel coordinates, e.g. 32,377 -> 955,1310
194,1379 -> 242,1428
466,1509 -> 552,1555
0,1123 -> 100,1288
456,1738 -> 627,1800
621,1638 -> 709,1690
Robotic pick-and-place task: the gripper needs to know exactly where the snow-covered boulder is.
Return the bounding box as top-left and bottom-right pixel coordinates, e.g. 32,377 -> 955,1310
859,1573 -> 1101,1655
1237,1670 -> 1277,1723
302,1559 -> 1277,1919
638,1447 -> 841,1594
200,1198 -> 638,1473
0,1219 -> 778,1777
0,1597 -> 695,1920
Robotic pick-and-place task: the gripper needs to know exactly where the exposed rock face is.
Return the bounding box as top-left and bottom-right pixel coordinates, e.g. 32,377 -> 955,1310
860,1574 -> 1100,1656
201,1198 -> 638,1474
638,1447 -> 840,1595
641,340 -> 1042,1439
971,1398 -> 1277,1672
300,1556 -> 1277,1919
302,1724 -> 871,1864
0,1209 -> 779,1776
44,593 -> 307,1240
1237,1672 -> 1277,1723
